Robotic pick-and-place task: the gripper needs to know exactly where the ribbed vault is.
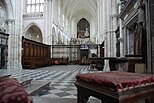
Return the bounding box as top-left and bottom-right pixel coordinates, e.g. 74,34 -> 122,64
60,0 -> 98,39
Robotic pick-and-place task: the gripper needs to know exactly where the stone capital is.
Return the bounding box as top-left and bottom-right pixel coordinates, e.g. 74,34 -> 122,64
5,19 -> 15,24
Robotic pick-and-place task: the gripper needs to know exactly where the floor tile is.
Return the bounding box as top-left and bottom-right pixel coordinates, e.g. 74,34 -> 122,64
1,65 -> 100,99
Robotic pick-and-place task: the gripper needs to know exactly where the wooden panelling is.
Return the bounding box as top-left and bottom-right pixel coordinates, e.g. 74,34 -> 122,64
22,37 -> 51,69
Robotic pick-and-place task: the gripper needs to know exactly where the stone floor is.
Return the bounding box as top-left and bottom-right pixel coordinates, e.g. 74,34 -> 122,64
0,65 -> 101,103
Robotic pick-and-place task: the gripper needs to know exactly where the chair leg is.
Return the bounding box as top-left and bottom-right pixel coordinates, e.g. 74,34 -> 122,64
77,88 -> 89,103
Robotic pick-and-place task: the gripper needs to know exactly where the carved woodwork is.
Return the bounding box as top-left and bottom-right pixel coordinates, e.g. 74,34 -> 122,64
22,37 -> 51,69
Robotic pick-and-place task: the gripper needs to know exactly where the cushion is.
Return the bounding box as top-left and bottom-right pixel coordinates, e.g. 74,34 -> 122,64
0,77 -> 33,103
76,71 -> 154,92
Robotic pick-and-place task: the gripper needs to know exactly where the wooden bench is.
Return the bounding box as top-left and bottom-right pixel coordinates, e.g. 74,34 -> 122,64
75,71 -> 154,103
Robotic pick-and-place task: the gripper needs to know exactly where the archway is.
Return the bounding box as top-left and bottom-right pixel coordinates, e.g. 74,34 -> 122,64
25,25 -> 43,43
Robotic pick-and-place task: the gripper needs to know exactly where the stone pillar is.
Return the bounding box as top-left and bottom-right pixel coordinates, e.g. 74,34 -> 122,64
103,0 -> 118,71
97,0 -> 102,43
111,0 -> 118,57
6,19 -> 14,69
6,0 -> 23,70
146,0 -> 154,74
44,0 -> 52,44
119,19 -> 124,57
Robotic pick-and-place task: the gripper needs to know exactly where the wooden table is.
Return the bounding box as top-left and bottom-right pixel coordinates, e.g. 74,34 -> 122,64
75,71 -> 154,103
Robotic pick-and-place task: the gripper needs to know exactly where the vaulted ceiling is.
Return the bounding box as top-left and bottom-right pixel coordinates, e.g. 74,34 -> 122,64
60,0 -> 97,23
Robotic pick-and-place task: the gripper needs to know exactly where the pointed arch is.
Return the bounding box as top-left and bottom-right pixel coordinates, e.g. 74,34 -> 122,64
77,18 -> 90,38
24,22 -> 42,34
52,27 -> 56,45
58,31 -> 61,44
25,25 -> 43,43
52,27 -> 56,36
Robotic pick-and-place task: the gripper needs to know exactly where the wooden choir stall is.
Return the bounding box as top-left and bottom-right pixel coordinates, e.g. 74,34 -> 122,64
22,37 -> 51,69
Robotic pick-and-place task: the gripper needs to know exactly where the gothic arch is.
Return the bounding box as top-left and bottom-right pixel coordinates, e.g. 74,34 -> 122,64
52,27 -> 56,45
77,18 -> 90,38
0,0 -> 13,18
58,31 -> 62,44
63,34 -> 65,44
25,22 -> 42,34
25,25 -> 43,43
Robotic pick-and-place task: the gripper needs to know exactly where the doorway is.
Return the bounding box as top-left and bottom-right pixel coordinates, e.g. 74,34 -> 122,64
80,49 -> 89,64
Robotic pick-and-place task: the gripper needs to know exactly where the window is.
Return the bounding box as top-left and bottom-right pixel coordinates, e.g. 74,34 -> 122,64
27,0 -> 44,13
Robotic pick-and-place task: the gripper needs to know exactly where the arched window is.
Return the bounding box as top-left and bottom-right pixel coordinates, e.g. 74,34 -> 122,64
27,0 -> 44,13
77,18 -> 90,38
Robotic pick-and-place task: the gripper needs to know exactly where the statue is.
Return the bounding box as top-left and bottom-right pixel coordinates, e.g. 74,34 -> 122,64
138,0 -> 145,26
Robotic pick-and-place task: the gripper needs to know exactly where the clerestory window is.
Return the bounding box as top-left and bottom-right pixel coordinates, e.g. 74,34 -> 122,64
27,0 -> 44,13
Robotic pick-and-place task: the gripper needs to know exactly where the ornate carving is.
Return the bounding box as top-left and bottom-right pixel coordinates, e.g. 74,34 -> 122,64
120,0 -> 127,10
138,0 -> 145,26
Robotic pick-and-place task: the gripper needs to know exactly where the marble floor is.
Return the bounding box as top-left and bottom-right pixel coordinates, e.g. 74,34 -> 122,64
0,65 -> 101,103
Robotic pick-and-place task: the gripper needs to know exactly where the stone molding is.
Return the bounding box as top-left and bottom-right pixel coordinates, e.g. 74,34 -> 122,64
23,13 -> 44,19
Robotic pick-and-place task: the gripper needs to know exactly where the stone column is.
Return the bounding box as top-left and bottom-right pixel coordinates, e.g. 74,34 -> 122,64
111,0 -> 118,57
102,0 -> 109,71
6,0 -> 23,70
97,0 -> 102,43
119,19 -> 124,57
103,0 -> 118,71
146,0 -> 154,74
6,19 -> 15,69
44,0 -> 52,44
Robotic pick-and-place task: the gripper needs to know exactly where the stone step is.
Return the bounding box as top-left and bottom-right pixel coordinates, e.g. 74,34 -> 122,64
0,74 -> 11,78
16,77 -> 33,87
25,80 -> 51,96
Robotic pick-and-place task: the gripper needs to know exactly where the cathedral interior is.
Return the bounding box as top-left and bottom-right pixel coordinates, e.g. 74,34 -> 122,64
0,0 -> 154,103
